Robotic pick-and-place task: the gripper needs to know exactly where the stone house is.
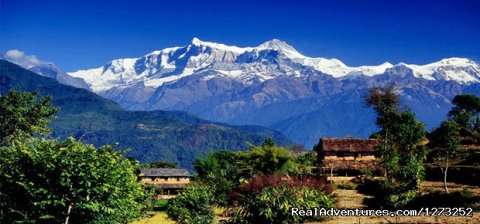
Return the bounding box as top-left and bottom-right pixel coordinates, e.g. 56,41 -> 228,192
140,168 -> 191,198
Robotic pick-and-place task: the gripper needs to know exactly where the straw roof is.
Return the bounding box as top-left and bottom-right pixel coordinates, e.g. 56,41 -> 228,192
140,168 -> 191,177
318,138 -> 380,153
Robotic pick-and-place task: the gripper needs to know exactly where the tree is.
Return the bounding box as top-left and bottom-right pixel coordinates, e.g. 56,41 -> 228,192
141,160 -> 179,168
0,90 -> 58,145
428,121 -> 461,193
194,151 -> 239,206
237,142 -> 300,176
448,94 -> 480,131
365,86 -> 427,208
0,138 -> 148,223
167,186 -> 214,224
262,137 -> 275,147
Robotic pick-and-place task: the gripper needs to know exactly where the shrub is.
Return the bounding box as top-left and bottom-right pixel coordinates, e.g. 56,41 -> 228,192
167,186 -> 214,224
405,188 -> 478,209
229,175 -> 335,224
360,179 -> 418,209
194,151 -> 239,206
0,138 -> 147,223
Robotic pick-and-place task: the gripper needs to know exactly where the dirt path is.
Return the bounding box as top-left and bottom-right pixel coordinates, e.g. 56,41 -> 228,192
316,187 -> 480,224
335,189 -> 373,209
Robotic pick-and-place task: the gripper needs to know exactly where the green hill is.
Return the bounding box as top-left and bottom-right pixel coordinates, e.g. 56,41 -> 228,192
0,60 -> 292,169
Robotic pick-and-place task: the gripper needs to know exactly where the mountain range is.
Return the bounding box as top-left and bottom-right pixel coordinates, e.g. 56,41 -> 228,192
4,39 -> 480,148
0,59 -> 292,170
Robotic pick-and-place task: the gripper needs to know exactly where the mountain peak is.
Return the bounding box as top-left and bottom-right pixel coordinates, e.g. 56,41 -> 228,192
257,39 -> 304,58
436,57 -> 476,66
191,37 -> 204,45
189,37 -> 250,54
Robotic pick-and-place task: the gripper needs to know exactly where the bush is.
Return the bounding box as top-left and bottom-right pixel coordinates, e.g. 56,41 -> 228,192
359,179 -> 418,209
0,138 -> 147,223
229,175 -> 335,224
167,186 -> 214,224
405,189 -> 478,209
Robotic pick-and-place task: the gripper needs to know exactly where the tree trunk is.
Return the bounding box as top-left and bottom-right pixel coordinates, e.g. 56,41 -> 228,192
64,203 -> 73,224
65,183 -> 74,224
444,156 -> 449,194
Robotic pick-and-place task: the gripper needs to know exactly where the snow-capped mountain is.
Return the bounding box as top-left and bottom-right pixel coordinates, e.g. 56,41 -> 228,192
68,38 -> 480,91
7,39 -> 480,148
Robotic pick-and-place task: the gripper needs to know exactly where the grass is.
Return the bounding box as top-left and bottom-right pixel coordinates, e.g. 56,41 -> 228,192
130,204 -> 227,224
130,211 -> 175,224
335,181 -> 357,190
154,200 -> 168,211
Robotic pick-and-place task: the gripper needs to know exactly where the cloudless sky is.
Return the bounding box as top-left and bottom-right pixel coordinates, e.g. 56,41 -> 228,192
1,0 -> 479,71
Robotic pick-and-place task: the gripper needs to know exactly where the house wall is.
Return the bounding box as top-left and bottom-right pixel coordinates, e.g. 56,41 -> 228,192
322,152 -> 375,161
356,155 -> 375,160
141,177 -> 191,184
324,155 -> 338,160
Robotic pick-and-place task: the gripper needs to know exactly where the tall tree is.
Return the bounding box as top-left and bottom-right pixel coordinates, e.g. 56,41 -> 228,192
0,89 -> 58,145
428,121 -> 461,193
194,151 -> 238,206
365,86 -> 427,208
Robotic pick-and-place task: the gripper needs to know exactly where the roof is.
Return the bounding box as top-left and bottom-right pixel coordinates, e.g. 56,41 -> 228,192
140,168 -> 191,177
318,138 -> 380,153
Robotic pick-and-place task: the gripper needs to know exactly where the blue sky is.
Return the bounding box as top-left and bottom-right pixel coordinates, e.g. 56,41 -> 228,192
1,0 -> 479,71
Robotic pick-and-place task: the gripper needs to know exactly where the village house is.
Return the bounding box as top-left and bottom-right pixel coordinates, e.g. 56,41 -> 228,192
314,138 -> 381,175
139,168 -> 191,198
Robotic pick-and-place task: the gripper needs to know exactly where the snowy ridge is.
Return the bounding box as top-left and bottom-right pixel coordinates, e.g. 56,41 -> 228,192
67,38 -> 480,92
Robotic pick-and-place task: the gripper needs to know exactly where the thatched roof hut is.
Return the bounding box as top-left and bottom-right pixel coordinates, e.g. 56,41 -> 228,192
318,138 -> 380,153
140,168 -> 191,178
314,138 -> 382,173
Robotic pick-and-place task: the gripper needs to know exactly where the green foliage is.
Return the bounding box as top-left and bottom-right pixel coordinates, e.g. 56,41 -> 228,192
0,60 -> 293,171
237,143 -> 300,176
448,94 -> 480,131
194,142 -> 310,207
229,176 -> 335,224
141,160 -> 179,168
386,189 -> 418,209
0,89 -> 58,145
262,138 -> 275,147
166,186 -> 214,224
366,86 -> 427,208
295,151 -> 316,167
336,181 -> 357,190
428,121 -> 461,154
0,137 -> 147,223
194,150 -> 239,206
428,120 -> 462,193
